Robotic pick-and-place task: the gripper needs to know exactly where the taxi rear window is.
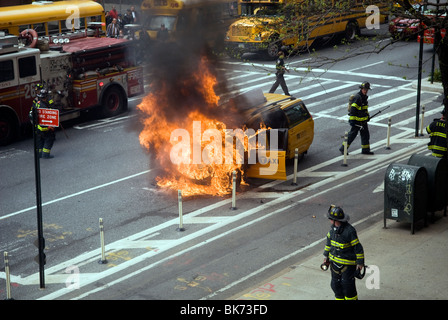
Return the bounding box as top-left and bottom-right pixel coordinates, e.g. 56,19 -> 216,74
283,102 -> 311,127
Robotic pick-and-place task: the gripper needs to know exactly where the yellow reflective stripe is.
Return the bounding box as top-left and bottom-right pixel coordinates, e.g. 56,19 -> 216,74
430,132 -> 447,138
324,246 -> 330,252
329,253 -> 356,265
38,125 -> 49,131
429,145 -> 447,151
330,238 -> 359,249
432,153 -> 444,157
356,253 -> 364,260
351,103 -> 368,111
349,115 -> 369,121
345,295 -> 358,300
43,148 -> 51,153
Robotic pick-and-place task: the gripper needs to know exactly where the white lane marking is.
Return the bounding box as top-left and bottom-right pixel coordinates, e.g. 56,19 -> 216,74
0,169 -> 154,221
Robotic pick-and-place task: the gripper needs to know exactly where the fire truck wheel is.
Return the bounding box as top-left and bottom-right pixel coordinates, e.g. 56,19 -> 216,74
100,86 -> 126,118
0,112 -> 18,146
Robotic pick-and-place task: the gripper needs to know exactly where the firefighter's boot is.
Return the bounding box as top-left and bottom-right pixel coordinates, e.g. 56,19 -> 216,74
42,149 -> 54,159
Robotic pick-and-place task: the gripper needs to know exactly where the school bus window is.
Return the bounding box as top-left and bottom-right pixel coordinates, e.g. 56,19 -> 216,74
283,102 -> 310,127
48,21 -> 61,34
146,16 -> 176,30
0,60 -> 14,82
18,56 -> 37,78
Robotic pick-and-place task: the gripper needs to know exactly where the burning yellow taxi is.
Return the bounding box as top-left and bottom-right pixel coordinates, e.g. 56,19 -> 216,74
237,91 -> 314,180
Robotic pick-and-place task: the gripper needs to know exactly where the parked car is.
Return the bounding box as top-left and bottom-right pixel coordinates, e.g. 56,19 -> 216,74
389,16 -> 422,39
389,4 -> 424,39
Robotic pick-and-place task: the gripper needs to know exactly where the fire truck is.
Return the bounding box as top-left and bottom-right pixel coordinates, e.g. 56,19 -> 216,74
0,31 -> 144,146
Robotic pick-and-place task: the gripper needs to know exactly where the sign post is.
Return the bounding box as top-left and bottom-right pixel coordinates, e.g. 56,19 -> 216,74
32,106 -> 45,289
31,107 -> 58,289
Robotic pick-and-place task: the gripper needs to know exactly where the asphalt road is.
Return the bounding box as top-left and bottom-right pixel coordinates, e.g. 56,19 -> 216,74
0,23 -> 444,301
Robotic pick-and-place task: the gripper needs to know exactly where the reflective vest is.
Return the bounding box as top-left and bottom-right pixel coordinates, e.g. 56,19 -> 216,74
323,223 -> 364,266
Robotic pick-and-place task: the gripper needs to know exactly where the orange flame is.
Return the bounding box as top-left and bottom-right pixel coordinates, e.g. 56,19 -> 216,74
137,56 -> 248,197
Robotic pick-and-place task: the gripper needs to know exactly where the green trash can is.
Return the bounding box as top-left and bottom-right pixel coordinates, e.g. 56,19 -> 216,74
408,154 -> 448,213
384,163 -> 428,234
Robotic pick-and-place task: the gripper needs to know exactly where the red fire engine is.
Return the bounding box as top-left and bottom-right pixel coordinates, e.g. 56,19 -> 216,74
0,31 -> 144,145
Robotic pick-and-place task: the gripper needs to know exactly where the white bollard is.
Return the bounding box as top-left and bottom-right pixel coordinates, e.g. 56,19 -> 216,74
231,171 -> 237,210
177,190 -> 185,231
342,131 -> 348,167
419,105 -> 425,136
292,148 -> 298,186
98,218 -> 108,264
385,117 -> 392,150
4,252 -> 13,300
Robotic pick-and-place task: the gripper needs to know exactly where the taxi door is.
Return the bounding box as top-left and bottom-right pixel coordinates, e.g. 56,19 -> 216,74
246,128 -> 287,180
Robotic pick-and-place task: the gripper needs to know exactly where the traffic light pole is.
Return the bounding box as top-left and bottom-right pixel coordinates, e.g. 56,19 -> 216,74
32,106 -> 45,289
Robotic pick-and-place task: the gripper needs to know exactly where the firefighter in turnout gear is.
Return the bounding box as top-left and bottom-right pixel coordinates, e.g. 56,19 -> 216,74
339,81 -> 374,155
30,88 -> 56,159
268,51 -> 290,96
426,102 -> 447,159
323,205 -> 365,300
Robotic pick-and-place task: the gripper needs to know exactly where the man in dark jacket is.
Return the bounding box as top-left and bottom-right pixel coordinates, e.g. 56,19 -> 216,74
322,205 -> 365,300
339,81 -> 374,155
426,102 -> 447,159
268,50 -> 290,96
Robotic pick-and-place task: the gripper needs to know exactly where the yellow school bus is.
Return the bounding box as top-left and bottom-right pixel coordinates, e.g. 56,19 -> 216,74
140,0 -> 237,41
0,0 -> 106,37
225,0 -> 389,59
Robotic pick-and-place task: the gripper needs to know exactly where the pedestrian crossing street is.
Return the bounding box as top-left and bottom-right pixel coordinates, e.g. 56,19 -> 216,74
218,59 -> 443,134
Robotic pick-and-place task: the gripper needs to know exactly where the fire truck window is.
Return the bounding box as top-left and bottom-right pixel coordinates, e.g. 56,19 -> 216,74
18,56 -> 37,78
0,60 -> 14,82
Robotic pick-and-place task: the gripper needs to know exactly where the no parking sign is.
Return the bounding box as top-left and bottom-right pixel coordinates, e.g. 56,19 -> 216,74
38,108 -> 59,127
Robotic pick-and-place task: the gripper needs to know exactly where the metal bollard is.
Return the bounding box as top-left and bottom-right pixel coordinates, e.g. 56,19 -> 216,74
291,148 -> 298,186
419,105 -> 425,136
177,190 -> 185,231
342,131 -> 348,167
4,252 -> 13,300
231,171 -> 237,210
385,117 -> 392,150
98,218 -> 108,264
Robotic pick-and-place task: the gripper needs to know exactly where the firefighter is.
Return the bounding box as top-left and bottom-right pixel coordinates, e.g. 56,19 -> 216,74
322,205 -> 365,300
339,81 -> 374,155
268,50 -> 290,96
31,89 -> 56,159
426,102 -> 447,159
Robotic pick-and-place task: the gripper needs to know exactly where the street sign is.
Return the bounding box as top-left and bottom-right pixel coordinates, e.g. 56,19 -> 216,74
38,108 -> 59,127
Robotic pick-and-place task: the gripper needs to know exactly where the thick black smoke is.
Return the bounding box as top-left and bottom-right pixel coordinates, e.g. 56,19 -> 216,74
141,2 -> 247,128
